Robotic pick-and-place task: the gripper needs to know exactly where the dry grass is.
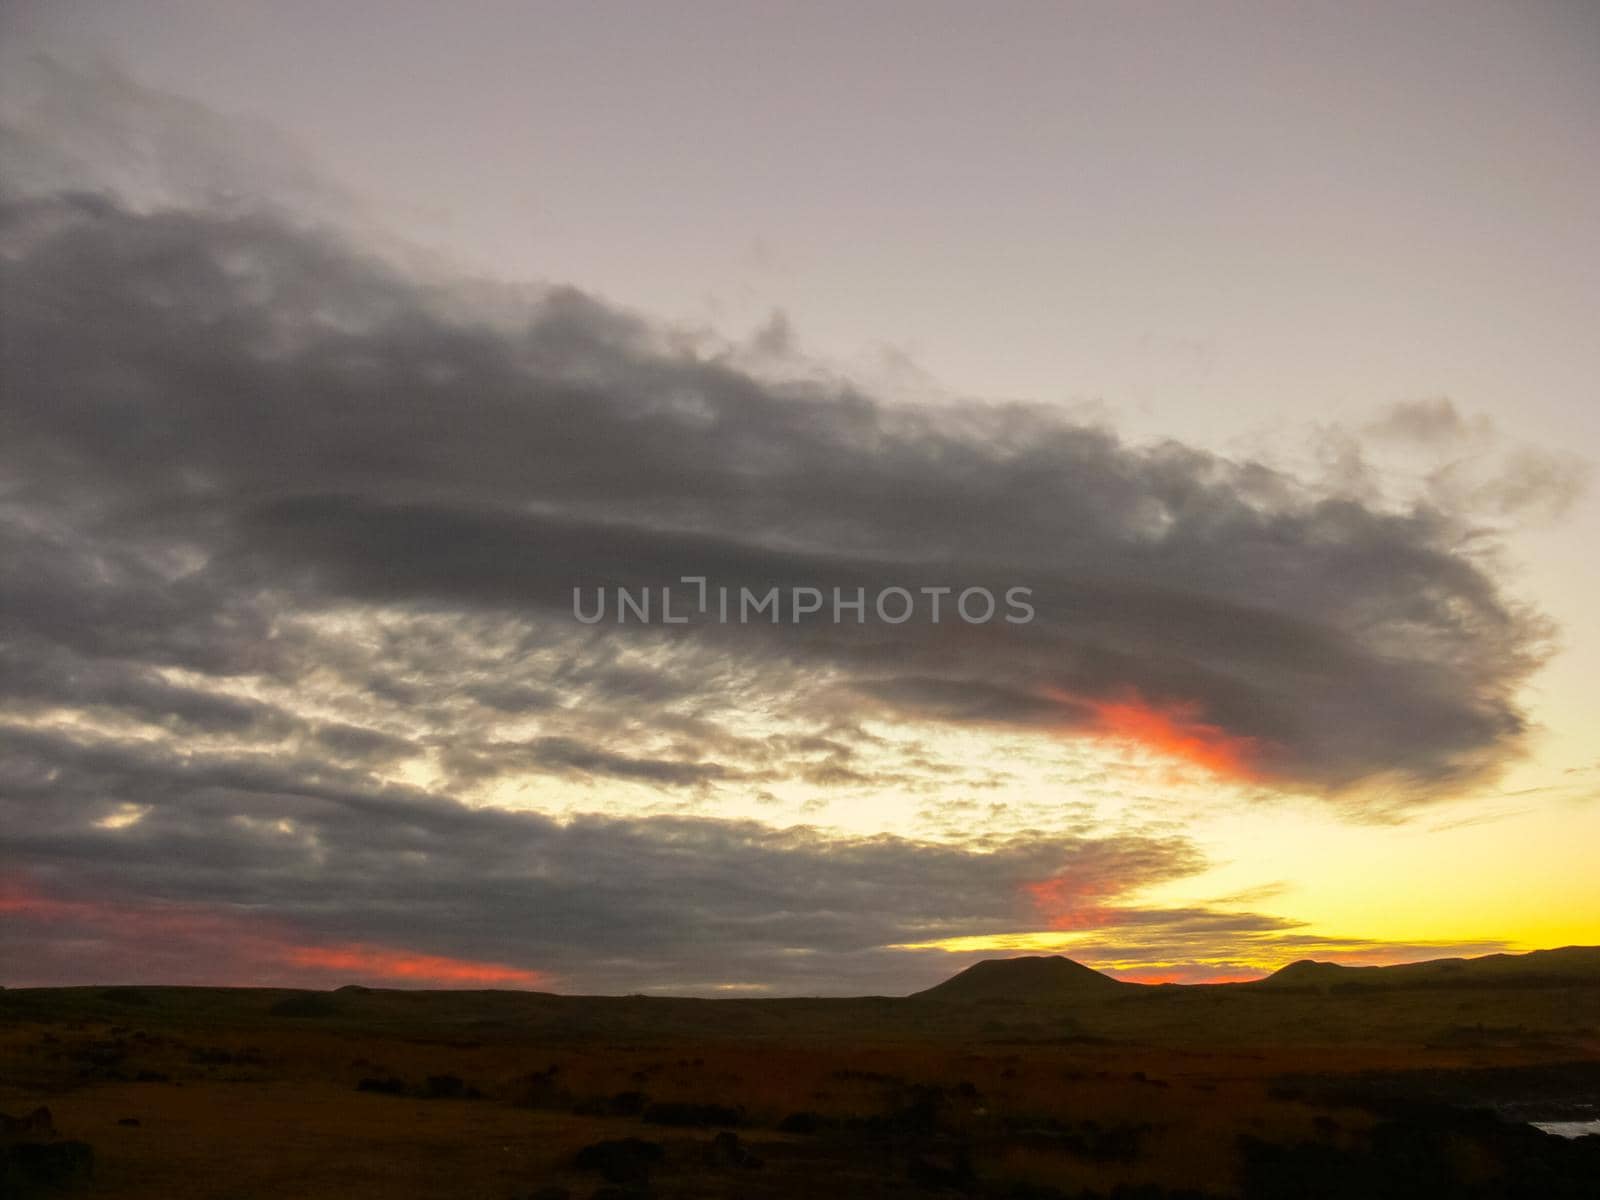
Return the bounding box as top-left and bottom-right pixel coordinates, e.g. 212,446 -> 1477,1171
2,981 -> 1596,1197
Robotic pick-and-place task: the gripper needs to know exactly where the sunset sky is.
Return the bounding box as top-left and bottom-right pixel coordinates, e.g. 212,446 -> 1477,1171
1,0 -> 1596,993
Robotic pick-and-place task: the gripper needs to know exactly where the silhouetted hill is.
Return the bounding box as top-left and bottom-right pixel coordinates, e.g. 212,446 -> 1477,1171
910,954 -> 1127,1002
1258,945 -> 1600,991
3,946 -> 1596,1049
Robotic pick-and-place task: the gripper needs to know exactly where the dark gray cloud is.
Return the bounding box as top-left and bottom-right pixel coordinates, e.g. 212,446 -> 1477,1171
0,721 -> 1201,992
0,63 -> 1567,989
0,169 -> 1552,782
0,715 -> 1507,989
0,172 -> 1549,796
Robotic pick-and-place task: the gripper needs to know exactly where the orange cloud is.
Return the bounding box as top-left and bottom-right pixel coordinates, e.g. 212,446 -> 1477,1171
286,943 -> 543,986
1,876 -> 544,988
0,879 -> 79,918
1044,686 -> 1267,782
1022,875 -> 1123,930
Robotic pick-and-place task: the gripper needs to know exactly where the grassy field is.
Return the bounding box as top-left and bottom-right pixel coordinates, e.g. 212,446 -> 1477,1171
2,958 -> 1598,1198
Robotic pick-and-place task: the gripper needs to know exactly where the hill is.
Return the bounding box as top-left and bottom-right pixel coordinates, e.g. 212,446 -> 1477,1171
1,946 -> 1595,1049
1257,945 -> 1600,992
910,954 -> 1127,1002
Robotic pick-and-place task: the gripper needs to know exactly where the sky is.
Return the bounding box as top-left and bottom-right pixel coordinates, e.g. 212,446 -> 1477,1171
0,0 -> 1596,993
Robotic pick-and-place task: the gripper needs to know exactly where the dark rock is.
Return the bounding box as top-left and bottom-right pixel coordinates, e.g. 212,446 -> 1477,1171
573,1137 -> 664,1185
704,1130 -> 761,1169
641,1100 -> 743,1127
0,1140 -> 95,1191
0,1108 -> 54,1140
575,1090 -> 649,1117
423,1074 -> 466,1099
777,1110 -> 824,1134
1238,1107 -> 1600,1200
608,1090 -> 647,1116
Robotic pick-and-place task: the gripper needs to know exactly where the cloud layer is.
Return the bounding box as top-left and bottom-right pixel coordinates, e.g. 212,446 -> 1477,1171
0,62 -> 1563,990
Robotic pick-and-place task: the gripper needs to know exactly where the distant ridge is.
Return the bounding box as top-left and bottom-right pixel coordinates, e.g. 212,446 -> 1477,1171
908,945 -> 1600,1003
1257,945 -> 1600,991
910,955 -> 1126,1002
